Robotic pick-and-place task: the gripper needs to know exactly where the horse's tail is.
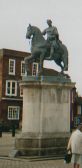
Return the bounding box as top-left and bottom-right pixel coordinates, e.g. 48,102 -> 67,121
62,44 -> 68,71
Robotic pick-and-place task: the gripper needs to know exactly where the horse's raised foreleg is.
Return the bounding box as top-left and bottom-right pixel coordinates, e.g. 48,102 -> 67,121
24,55 -> 33,74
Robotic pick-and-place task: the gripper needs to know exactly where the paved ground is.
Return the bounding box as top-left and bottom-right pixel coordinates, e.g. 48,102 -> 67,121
0,158 -> 73,168
0,132 -> 73,168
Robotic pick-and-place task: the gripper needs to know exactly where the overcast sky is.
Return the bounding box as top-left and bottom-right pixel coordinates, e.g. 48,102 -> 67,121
0,0 -> 82,95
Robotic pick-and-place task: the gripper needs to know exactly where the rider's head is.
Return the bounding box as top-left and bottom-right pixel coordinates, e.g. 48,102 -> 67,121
47,19 -> 52,26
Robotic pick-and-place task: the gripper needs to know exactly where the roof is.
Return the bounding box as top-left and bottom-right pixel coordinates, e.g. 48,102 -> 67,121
0,48 -> 30,58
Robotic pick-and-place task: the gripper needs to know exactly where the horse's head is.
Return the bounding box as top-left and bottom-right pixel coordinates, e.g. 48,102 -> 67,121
26,24 -> 46,50
26,24 -> 44,40
26,24 -> 33,39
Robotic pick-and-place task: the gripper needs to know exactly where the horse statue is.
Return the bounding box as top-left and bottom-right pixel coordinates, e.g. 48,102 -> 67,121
25,24 -> 68,74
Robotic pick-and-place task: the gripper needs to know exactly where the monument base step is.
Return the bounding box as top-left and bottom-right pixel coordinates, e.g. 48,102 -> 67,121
14,133 -> 70,157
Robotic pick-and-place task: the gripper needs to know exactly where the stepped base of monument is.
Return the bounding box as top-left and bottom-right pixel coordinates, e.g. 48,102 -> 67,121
14,133 -> 70,157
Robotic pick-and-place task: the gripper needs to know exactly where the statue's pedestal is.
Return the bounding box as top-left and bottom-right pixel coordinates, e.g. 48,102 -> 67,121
15,76 -> 75,156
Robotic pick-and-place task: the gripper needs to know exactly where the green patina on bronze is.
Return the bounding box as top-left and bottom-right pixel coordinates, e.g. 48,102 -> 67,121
25,20 -> 68,75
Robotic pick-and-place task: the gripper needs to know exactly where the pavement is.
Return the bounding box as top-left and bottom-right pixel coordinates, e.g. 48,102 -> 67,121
0,132 -> 73,168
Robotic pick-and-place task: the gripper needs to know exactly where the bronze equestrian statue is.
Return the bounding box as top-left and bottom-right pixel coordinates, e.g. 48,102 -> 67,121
25,20 -> 68,75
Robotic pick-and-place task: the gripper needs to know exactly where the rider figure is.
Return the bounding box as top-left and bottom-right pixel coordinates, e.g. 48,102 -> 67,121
42,19 -> 59,59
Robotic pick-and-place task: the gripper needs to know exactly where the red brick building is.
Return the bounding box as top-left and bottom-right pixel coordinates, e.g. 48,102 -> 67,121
0,48 -> 30,129
70,87 -> 82,129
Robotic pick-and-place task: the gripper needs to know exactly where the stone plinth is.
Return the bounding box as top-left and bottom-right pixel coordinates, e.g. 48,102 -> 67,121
15,76 -> 75,156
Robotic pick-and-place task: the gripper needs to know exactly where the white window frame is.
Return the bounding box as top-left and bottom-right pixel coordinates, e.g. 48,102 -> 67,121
77,105 -> 81,115
9,59 -> 15,75
21,61 -> 26,76
6,80 -> 17,96
32,62 -> 39,76
8,106 -> 20,120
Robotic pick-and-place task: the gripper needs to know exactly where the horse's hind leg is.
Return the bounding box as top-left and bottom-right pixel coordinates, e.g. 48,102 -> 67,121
53,58 -> 64,72
39,52 -> 45,75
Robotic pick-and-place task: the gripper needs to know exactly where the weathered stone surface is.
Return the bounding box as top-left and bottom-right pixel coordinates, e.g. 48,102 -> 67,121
15,77 -> 75,157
